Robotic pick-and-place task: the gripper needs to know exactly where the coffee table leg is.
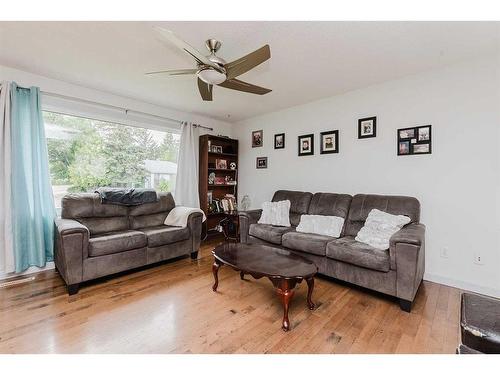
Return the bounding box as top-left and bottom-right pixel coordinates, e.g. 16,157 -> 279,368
212,260 -> 221,292
306,277 -> 315,310
273,278 -> 297,331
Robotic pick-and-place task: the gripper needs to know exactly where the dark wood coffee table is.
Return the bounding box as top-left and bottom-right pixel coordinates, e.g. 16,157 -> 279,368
211,242 -> 318,331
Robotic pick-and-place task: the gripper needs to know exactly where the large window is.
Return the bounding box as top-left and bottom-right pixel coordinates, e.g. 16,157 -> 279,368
43,111 -> 180,211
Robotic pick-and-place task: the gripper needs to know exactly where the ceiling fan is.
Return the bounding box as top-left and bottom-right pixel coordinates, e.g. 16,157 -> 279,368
146,27 -> 272,101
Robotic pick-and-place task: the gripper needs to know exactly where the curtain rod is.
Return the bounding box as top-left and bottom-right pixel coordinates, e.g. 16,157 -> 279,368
41,91 -> 214,131
27,88 -> 214,131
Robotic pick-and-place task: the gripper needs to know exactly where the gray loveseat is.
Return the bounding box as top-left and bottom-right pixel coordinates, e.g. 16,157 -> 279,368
54,192 -> 203,295
239,190 -> 425,312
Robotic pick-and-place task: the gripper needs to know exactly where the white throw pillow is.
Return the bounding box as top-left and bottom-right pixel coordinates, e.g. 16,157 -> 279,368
258,200 -> 291,227
355,209 -> 411,250
296,215 -> 344,238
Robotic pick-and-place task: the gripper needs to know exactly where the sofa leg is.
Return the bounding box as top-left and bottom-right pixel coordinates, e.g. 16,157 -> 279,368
67,284 -> 80,295
399,298 -> 412,312
190,251 -> 199,260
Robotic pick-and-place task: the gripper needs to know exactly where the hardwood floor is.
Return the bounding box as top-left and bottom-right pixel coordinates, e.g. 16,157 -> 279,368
0,238 -> 461,354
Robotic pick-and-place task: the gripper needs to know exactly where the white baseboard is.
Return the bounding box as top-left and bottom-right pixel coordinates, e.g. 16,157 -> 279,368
424,272 -> 500,298
0,261 -> 55,281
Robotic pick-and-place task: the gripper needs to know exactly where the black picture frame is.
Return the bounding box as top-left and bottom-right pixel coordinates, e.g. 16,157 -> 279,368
274,133 -> 285,149
397,125 -> 432,156
358,116 -> 377,139
256,157 -> 268,169
252,130 -> 263,148
298,134 -> 314,156
320,130 -> 339,154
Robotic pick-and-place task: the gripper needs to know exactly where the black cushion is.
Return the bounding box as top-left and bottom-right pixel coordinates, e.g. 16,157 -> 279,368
460,293 -> 500,354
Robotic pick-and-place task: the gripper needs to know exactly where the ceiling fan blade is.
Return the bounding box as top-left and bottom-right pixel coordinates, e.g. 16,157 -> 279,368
145,69 -> 197,76
197,78 -> 213,101
153,27 -> 221,70
218,78 -> 271,95
225,45 -> 271,80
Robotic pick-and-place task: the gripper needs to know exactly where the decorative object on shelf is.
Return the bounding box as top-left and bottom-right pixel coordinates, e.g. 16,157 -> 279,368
274,133 -> 285,149
397,125 -> 432,156
320,130 -> 339,154
216,159 -> 227,169
229,161 -> 237,170
241,195 -> 251,211
252,130 -> 263,147
208,172 -> 216,184
358,116 -> 377,139
214,176 -> 226,185
225,176 -> 237,185
211,145 -> 223,153
207,190 -> 213,204
298,134 -> 314,156
256,157 -> 268,169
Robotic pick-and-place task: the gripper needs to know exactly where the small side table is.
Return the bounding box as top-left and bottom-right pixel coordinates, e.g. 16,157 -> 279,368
219,210 -> 241,242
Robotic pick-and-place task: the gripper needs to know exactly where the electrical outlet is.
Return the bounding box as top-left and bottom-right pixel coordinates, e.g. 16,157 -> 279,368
473,252 -> 484,265
440,247 -> 449,259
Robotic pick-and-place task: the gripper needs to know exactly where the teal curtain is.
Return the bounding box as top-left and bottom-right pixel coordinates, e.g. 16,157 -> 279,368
10,83 -> 56,272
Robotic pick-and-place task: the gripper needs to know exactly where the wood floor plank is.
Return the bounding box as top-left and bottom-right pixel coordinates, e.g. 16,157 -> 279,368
0,238 -> 461,353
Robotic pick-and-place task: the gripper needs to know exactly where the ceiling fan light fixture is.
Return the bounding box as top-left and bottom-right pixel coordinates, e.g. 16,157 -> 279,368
197,68 -> 226,85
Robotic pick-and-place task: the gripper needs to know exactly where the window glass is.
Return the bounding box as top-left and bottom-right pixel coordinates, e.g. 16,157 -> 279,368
43,111 -> 180,213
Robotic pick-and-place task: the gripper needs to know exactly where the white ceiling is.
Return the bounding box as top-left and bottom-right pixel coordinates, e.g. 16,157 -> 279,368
0,21 -> 499,122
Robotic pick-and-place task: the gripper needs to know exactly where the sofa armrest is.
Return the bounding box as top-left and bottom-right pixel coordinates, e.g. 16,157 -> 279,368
238,209 -> 262,243
390,223 -> 425,247
54,218 -> 89,286
187,212 -> 203,254
389,223 -> 426,303
56,218 -> 89,236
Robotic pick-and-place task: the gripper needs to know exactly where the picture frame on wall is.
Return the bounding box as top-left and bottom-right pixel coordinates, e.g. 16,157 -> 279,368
252,130 -> 263,147
256,157 -> 268,169
274,133 -> 285,149
358,116 -> 377,139
397,125 -> 432,155
298,134 -> 314,156
320,130 -> 339,154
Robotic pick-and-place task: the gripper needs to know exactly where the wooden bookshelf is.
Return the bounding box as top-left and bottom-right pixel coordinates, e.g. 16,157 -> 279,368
199,134 -> 239,232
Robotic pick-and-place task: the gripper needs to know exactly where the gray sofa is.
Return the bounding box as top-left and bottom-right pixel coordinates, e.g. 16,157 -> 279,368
54,192 -> 203,295
239,190 -> 425,312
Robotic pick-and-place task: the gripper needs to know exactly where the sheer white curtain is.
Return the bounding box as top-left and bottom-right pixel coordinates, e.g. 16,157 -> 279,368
174,122 -> 200,208
0,81 -> 14,274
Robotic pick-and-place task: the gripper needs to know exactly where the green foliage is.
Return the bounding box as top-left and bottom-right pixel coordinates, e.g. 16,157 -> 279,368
157,180 -> 172,192
43,112 -> 179,193
158,132 -> 180,162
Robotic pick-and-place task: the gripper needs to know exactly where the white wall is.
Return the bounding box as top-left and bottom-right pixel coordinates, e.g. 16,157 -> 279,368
234,55 -> 500,297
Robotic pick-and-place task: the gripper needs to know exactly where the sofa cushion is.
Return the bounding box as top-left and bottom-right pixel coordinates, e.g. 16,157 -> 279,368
139,225 -> 191,247
89,230 -> 147,257
129,193 -> 176,229
61,193 -> 128,219
282,231 -> 333,256
344,194 -> 420,237
249,223 -> 295,245
308,192 -> 352,218
258,200 -> 291,227
272,190 -> 313,226
326,236 -> 391,272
